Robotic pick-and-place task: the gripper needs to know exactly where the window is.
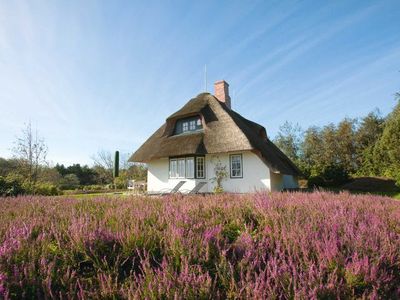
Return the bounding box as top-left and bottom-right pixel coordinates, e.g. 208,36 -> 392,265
230,154 -> 242,178
174,116 -> 203,135
170,159 -> 177,178
189,120 -> 196,131
169,156 -> 205,179
196,157 -> 205,178
186,157 -> 194,178
182,122 -> 189,132
177,158 -> 185,178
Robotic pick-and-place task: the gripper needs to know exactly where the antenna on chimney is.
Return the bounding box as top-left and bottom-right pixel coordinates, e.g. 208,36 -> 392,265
204,65 -> 207,92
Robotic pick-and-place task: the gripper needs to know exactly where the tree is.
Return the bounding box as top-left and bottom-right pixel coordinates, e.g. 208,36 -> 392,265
0,158 -> 19,177
59,174 -> 80,190
373,100 -> 400,185
12,122 -> 48,184
91,150 -> 113,183
301,126 -> 324,178
274,122 -> 302,163
92,150 -> 113,170
301,124 -> 350,186
335,118 -> 357,174
355,111 -> 384,175
39,167 -> 62,185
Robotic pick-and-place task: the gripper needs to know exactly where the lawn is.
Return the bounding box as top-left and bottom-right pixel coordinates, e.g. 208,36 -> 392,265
0,192 -> 399,299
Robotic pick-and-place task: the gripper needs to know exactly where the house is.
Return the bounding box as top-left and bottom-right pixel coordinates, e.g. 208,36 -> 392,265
129,80 -> 301,193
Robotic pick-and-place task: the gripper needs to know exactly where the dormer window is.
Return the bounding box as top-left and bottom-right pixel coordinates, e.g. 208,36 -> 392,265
174,116 -> 203,135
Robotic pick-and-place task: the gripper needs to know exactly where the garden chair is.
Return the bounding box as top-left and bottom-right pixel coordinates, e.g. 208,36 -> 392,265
159,180 -> 186,195
180,181 -> 207,194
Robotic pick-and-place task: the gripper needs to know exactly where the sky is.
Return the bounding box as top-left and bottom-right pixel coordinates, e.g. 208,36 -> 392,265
0,0 -> 399,166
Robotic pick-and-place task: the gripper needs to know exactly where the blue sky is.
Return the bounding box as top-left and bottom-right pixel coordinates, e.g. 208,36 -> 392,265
0,0 -> 399,166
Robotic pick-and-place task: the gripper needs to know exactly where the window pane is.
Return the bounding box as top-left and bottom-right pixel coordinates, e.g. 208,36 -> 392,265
182,122 -> 189,132
186,157 -> 194,178
189,120 -> 196,131
196,157 -> 205,178
196,118 -> 202,126
177,158 -> 185,177
230,155 -> 242,177
170,159 -> 177,178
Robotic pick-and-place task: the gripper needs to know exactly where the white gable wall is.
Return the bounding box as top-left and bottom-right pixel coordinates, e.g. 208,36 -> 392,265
146,150 -> 298,193
206,152 -> 271,193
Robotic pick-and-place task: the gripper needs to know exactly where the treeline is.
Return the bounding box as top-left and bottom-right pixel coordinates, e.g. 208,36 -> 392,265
0,122 -> 146,196
0,158 -> 147,196
274,95 -> 400,187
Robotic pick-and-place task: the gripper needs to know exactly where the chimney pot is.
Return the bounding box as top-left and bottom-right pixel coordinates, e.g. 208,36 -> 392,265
214,80 -> 231,109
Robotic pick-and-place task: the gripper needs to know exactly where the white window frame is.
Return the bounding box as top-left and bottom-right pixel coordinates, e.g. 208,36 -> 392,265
170,156 -> 205,179
196,157 -> 205,179
182,121 -> 189,132
185,157 -> 195,178
177,158 -> 185,178
170,159 -> 178,178
230,154 -> 243,178
189,120 -> 196,131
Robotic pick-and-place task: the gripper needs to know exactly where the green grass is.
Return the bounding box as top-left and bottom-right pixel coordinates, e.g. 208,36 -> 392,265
58,191 -> 126,199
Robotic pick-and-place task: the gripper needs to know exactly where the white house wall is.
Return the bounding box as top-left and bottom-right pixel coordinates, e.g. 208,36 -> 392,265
206,152 -> 271,193
147,151 -> 298,193
147,158 -> 169,193
270,172 -> 283,191
147,158 -> 206,193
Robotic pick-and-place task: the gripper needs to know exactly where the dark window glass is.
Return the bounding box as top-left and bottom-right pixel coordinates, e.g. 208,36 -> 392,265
174,116 -> 202,135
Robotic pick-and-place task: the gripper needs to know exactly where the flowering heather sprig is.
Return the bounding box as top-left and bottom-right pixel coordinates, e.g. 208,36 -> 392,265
0,192 -> 398,299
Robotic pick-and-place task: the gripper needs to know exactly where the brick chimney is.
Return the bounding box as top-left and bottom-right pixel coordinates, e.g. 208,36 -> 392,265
214,80 -> 231,109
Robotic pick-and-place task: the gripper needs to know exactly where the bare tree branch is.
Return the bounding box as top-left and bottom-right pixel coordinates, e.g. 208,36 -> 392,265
12,122 -> 48,184
91,150 -> 113,170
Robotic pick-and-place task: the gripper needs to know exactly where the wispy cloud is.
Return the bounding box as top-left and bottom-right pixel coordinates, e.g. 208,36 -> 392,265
0,1 -> 399,163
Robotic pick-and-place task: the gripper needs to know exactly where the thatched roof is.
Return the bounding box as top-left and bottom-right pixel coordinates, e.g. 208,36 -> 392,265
129,93 -> 301,176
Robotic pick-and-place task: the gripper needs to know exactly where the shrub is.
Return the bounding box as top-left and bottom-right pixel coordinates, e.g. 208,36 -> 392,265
0,175 -> 24,197
33,182 -> 60,196
59,174 -> 80,190
308,165 -> 350,187
0,192 -> 398,298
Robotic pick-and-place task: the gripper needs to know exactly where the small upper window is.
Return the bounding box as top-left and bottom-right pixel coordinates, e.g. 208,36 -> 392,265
182,122 -> 189,132
189,120 -> 196,131
174,116 -> 203,135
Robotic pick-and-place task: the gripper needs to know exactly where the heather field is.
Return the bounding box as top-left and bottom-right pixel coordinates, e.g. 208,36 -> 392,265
0,193 -> 399,299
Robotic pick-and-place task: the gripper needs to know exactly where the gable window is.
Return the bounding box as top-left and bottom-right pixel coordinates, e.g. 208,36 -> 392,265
174,116 -> 203,135
230,154 -> 243,178
169,156 -> 205,179
189,120 -> 196,131
196,157 -> 205,178
182,122 -> 189,132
